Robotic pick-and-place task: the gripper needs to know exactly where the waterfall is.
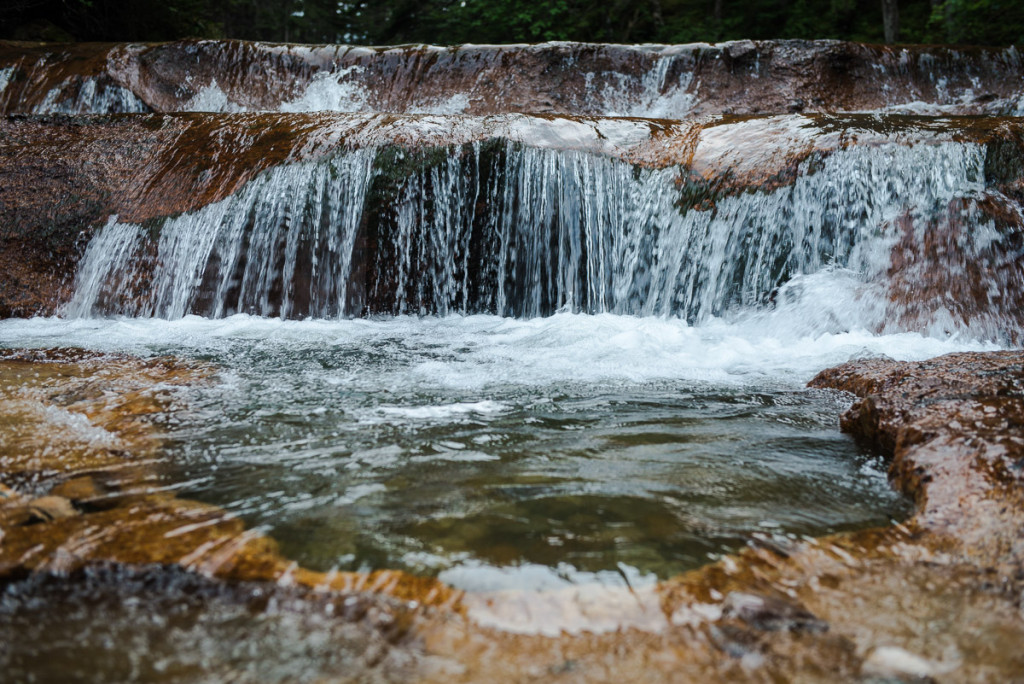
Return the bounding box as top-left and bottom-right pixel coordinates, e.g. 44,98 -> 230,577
67,150 -> 378,319
0,62 -> 148,115
66,137 -> 1007,337
29,79 -> 149,115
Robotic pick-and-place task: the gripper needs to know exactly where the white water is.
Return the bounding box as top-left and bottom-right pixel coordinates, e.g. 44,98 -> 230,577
67,150 -> 378,320
65,137 -> 1013,341
0,312 -> 997,389
29,79 -> 149,115
0,309 -> 988,589
589,55 -> 698,118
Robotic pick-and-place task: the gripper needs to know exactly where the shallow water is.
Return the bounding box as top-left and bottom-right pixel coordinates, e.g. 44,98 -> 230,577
0,565 -> 420,683
1,311 -> 995,592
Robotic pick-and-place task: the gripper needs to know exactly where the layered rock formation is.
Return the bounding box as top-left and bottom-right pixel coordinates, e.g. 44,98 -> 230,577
2,39 -> 1023,117
2,35 -> 1024,682
811,351 -> 1024,565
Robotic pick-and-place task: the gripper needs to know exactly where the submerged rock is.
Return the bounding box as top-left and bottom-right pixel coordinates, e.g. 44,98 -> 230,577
0,563 -> 427,683
721,591 -> 828,633
24,495 -> 77,523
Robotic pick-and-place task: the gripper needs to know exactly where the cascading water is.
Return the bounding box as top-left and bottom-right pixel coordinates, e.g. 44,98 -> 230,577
68,150 -> 378,319
65,135 -> 1006,340
3,35 -> 1024,682
30,80 -> 149,115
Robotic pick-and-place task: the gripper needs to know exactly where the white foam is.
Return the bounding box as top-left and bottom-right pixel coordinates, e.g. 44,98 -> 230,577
0,309 -> 1001,391
183,80 -> 246,113
410,449 -> 500,463
447,561 -> 664,635
335,483 -> 386,505
279,68 -> 369,113
20,402 -> 122,449
439,559 -> 657,593
378,401 -> 508,420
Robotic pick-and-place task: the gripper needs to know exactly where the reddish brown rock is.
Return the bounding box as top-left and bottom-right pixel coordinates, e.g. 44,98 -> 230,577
810,351 -> 1024,565
0,349 -> 460,612
885,196 -> 1024,343
3,39 -> 1023,117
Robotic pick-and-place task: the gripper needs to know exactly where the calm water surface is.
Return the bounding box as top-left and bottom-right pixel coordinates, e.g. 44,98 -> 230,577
0,313 -> 941,591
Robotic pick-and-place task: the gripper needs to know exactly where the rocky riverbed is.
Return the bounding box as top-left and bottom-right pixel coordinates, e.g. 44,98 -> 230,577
1,348 -> 1022,681
2,35 -> 1023,682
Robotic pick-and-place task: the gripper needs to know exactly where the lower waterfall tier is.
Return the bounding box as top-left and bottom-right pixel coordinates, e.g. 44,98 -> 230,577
2,112 -> 1023,341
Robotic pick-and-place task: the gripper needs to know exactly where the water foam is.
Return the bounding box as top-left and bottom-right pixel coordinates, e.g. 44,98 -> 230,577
0,312 -> 998,389
279,68 -> 369,113
29,79 -> 148,115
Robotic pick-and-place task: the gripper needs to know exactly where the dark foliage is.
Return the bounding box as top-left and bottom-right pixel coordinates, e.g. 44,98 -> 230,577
2,0 -> 1021,46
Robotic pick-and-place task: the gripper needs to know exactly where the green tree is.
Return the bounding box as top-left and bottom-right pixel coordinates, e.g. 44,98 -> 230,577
2,0 -> 1021,47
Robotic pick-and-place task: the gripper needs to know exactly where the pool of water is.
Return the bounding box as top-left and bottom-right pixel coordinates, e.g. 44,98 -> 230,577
0,564 -> 420,683
1,312 -> 984,591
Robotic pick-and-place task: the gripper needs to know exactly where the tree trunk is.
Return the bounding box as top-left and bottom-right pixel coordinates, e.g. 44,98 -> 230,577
882,0 -> 900,44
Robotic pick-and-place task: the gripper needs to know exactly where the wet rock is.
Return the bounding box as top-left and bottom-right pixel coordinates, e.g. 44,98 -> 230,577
646,351 -> 1024,683
721,591 -> 828,633
810,351 -> 1024,564
723,39 -> 759,64
0,350 -> 459,619
0,350 -> 207,474
0,482 -> 18,501
0,563 -> 427,684
3,40 -> 1024,117
24,495 -> 77,523
706,623 -> 765,660
884,197 -> 1024,343
1,344 -> 1022,680
49,476 -> 102,505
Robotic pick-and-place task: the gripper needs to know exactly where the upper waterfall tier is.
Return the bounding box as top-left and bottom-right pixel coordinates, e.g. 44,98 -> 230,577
1,39 -> 1023,117
3,112 -> 1022,340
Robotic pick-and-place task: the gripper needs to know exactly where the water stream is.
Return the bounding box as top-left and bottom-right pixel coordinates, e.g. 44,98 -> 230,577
64,133 -> 1011,338
2,311 -> 992,590
5,111 -> 1016,591
2,35 -> 1023,682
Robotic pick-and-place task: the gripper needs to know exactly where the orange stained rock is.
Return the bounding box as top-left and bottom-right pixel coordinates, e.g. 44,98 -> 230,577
2,348 -> 1024,681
